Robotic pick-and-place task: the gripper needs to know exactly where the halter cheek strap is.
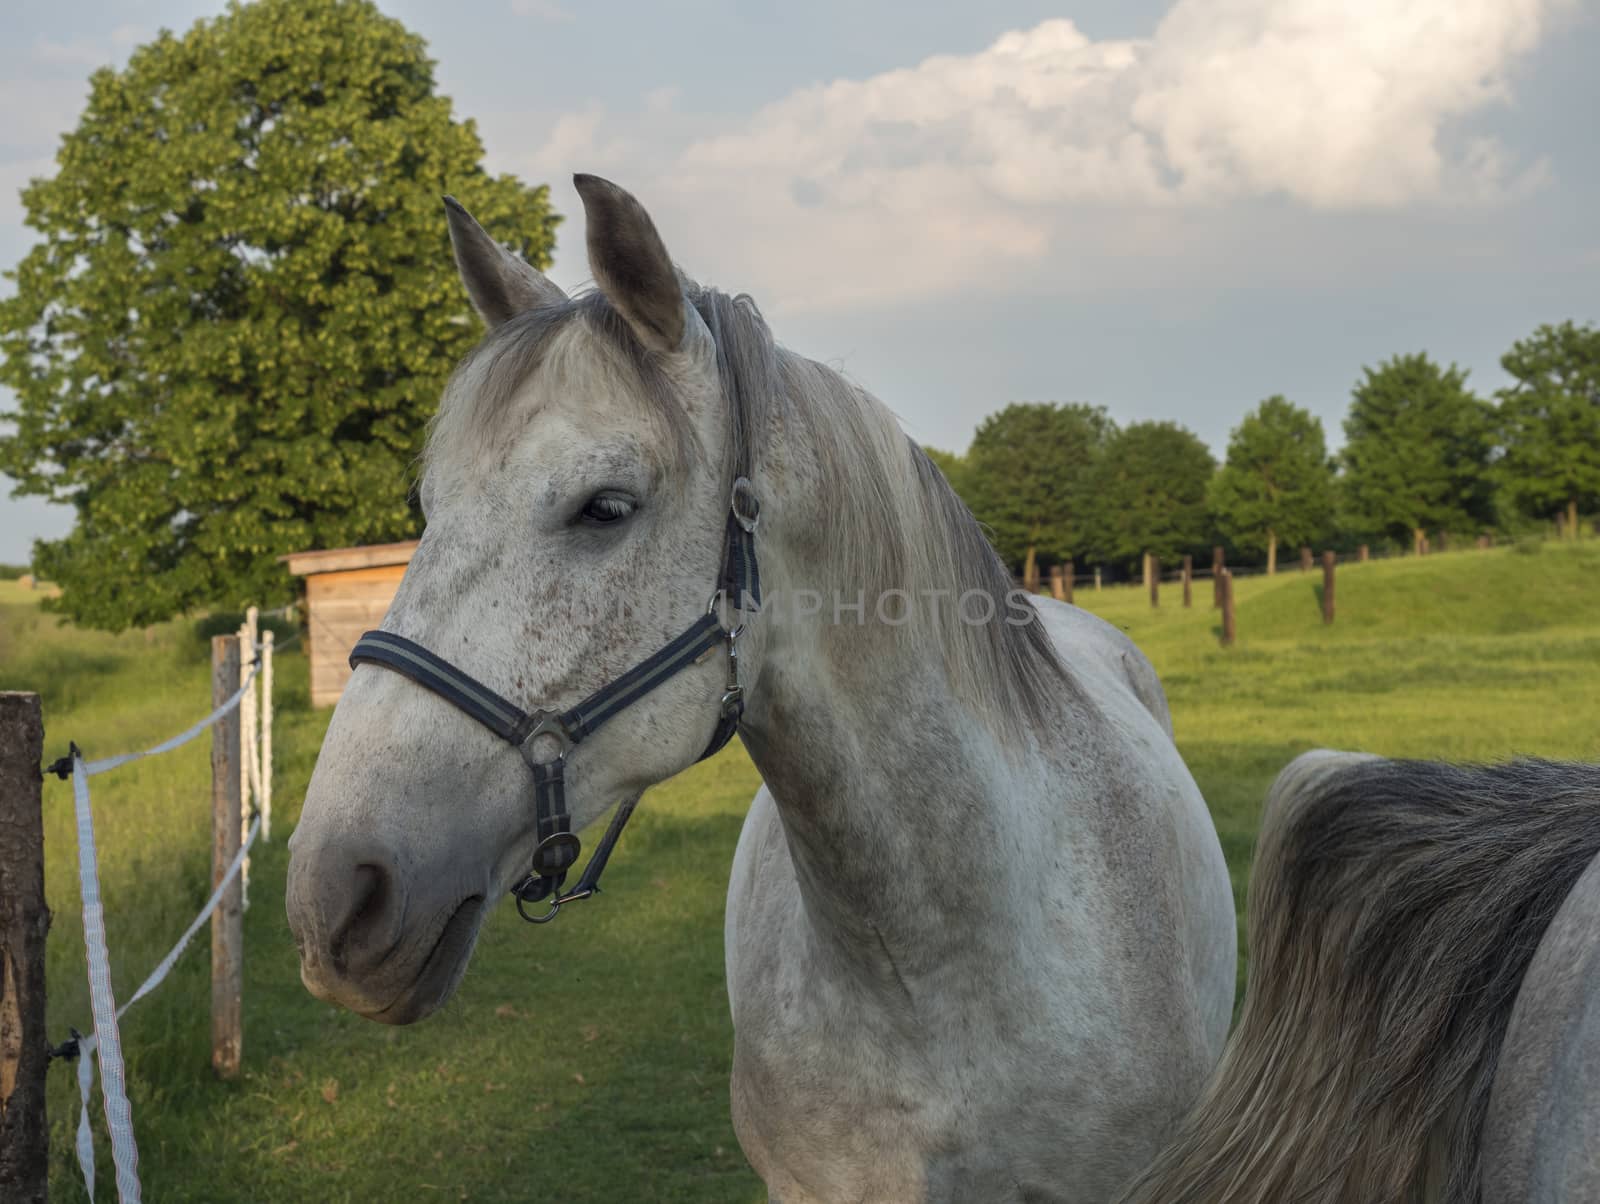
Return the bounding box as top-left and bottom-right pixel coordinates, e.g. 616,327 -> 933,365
348,478 -> 760,924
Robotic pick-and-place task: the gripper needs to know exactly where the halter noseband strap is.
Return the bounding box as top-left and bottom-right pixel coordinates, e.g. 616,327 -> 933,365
348,477 -> 760,924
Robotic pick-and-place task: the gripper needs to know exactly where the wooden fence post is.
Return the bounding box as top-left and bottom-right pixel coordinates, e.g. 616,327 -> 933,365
239,606 -> 256,818
237,608 -> 257,909
1181,554 -> 1192,608
0,693 -> 48,1204
1322,551 -> 1336,625
1093,567 -> 1101,591
1358,544 -> 1369,563
1149,557 -> 1160,608
1220,570 -> 1236,647
260,628 -> 273,842
1212,546 -> 1224,608
1299,545 -> 1312,572
1049,566 -> 1066,602
210,636 -> 244,1080
1063,561 -> 1074,605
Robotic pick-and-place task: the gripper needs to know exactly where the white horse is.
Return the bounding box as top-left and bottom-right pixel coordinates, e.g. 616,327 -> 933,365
286,175 -> 1236,1202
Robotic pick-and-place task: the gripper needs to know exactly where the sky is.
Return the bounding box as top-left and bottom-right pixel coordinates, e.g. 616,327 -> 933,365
2,0 -> 1597,563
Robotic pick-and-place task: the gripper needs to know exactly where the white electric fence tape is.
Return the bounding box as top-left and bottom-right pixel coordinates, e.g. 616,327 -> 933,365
65,649 -> 269,1203
80,661 -> 259,776
70,751 -> 140,1203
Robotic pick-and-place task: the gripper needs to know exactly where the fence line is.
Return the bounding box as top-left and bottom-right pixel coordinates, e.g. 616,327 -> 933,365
1022,536 -> 1499,594
1014,536 -> 1533,649
9,619 -> 280,1202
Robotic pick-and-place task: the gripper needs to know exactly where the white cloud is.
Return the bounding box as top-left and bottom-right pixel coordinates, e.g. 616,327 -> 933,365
29,37 -> 110,68
0,76 -> 91,156
512,0 -> 1574,309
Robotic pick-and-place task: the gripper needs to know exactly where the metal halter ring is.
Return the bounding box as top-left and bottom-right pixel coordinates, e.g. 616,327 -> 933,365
517,710 -> 574,770
515,879 -> 597,924
706,589 -> 747,641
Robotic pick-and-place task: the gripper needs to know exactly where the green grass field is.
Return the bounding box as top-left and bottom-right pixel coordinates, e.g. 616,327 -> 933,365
3,541 -> 1598,1202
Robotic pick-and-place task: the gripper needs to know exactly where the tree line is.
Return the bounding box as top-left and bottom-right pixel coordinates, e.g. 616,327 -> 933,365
930,324 -> 1600,580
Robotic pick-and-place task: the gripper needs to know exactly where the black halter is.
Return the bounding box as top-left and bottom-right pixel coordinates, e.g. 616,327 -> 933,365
348,477 -> 760,923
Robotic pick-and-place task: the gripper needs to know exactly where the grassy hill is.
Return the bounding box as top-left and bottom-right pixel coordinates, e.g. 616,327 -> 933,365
2,540 -> 1597,1201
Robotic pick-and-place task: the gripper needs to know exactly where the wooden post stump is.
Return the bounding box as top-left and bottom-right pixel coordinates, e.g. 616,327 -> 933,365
1358,544 -> 1369,563
1063,561 -> 1074,605
1220,570 -> 1236,647
210,637 -> 244,1080
1093,567 -> 1101,591
1049,566 -> 1066,602
0,693 -> 48,1204
1299,545 -> 1312,572
1149,558 -> 1160,608
1212,546 -> 1224,608
1322,551 -> 1336,625
1181,554 -> 1192,608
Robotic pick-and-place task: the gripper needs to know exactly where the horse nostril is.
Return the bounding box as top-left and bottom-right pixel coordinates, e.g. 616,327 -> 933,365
326,857 -> 402,974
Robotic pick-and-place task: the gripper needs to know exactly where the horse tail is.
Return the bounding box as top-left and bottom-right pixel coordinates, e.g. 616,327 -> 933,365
1116,751 -> 1600,1204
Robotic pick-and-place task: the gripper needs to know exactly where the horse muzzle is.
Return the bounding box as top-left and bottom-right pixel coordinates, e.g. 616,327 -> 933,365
286,834 -> 487,1024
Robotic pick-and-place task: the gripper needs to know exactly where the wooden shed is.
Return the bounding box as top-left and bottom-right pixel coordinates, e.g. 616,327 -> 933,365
283,540 -> 419,707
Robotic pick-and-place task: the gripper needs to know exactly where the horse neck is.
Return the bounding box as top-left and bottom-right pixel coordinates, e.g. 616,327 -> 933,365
737,437 -> 1044,964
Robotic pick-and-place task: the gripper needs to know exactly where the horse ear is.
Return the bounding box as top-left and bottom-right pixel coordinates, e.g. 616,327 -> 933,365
443,196 -> 566,327
574,174 -> 686,354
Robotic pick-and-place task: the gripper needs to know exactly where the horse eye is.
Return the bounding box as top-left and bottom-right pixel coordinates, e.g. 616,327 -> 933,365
579,493 -> 636,525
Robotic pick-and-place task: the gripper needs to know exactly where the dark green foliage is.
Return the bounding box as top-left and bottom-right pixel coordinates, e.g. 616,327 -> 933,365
1091,420 -> 1216,571
191,609 -> 298,645
1340,353 -> 1495,552
0,0 -> 559,630
0,564 -> 29,580
922,446 -> 970,499
1208,397 -> 1335,572
960,402 -> 1114,572
1495,321 -> 1600,533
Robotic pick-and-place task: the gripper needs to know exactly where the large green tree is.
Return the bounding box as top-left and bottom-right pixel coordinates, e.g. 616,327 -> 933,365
1207,396 -> 1335,573
0,0 -> 558,629
1340,353 -> 1494,555
1495,321 -> 1600,536
961,402 -> 1114,577
1091,421 -> 1215,571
